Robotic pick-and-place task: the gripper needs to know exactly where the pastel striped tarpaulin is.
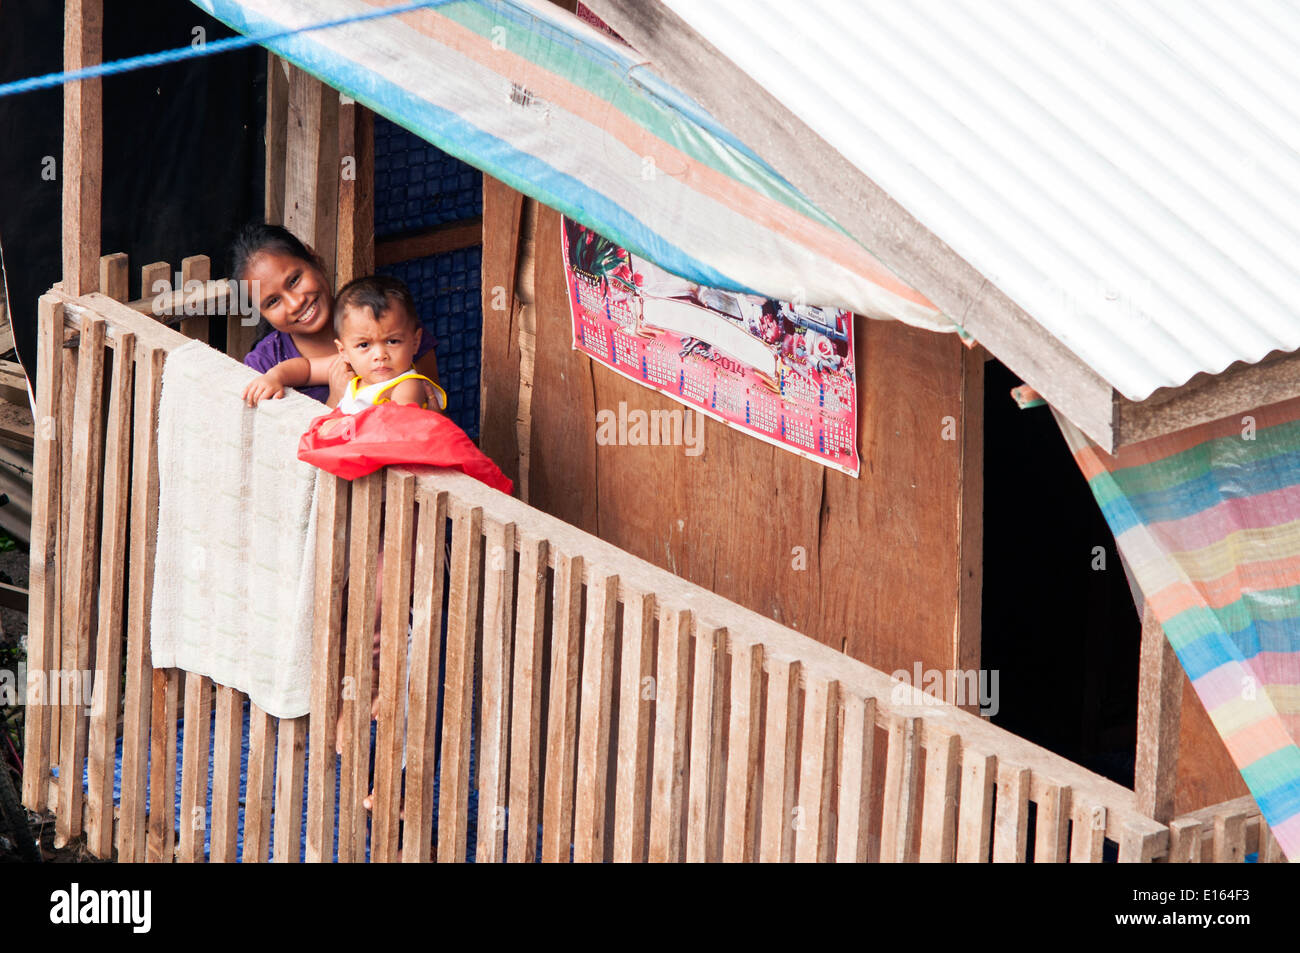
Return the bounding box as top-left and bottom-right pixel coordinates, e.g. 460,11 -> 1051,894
1055,405 -> 1300,862
193,0 -> 950,332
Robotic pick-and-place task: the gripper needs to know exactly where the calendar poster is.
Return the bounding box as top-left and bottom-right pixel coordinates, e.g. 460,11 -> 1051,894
562,217 -> 860,476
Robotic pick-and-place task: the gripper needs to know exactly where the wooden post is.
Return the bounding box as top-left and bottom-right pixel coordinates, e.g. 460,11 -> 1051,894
336,98 -> 374,287
62,0 -> 102,296
1135,604 -> 1182,822
284,65 -> 340,288
954,345 -> 983,700
265,53 -> 288,227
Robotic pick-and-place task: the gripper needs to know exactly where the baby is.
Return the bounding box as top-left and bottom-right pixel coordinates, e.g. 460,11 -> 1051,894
243,274 -> 447,414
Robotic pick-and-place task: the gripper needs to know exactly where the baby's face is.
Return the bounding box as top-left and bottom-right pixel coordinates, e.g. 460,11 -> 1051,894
335,305 -> 421,385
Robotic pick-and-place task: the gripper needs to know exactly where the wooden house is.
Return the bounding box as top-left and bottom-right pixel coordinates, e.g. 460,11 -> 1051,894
19,0 -> 1296,863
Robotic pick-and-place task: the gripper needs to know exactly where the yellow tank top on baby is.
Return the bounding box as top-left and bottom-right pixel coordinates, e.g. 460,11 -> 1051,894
339,370 -> 448,414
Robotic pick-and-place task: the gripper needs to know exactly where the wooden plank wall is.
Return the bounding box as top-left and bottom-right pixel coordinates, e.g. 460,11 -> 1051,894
482,186 -> 979,678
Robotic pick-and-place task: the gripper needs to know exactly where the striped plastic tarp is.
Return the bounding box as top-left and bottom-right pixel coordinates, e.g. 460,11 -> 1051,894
1056,405 -> 1300,862
192,0 -> 949,331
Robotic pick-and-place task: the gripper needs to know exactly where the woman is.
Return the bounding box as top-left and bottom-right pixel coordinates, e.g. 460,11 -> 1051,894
231,222 -> 439,404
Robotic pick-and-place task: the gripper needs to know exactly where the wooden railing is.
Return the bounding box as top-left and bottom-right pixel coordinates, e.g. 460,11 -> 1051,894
25,275 -> 1268,862
1166,795 -> 1287,863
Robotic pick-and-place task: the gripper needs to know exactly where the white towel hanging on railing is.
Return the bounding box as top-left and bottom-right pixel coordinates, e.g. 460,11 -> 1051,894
150,340 -> 320,718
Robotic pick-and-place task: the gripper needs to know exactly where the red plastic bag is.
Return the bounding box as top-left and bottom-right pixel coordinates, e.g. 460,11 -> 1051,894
298,403 -> 513,494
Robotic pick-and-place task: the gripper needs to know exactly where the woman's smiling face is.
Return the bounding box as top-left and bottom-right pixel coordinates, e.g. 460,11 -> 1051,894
244,250 -> 332,336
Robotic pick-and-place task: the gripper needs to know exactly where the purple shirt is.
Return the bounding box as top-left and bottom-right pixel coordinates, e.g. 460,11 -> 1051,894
243,328 -> 437,404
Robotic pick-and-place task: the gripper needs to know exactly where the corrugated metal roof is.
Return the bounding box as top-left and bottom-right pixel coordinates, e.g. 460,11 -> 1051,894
662,0 -> 1300,401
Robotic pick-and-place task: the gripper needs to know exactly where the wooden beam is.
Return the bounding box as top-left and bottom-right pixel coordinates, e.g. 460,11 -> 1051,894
284,65 -> 340,287
1116,348 -> 1300,447
1134,604 -> 1182,823
375,218 -> 483,268
585,0 -> 1118,451
62,0 -> 103,296
336,98 -> 375,286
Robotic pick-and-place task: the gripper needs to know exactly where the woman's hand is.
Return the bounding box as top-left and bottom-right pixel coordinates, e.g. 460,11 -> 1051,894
326,356 -> 353,409
242,371 -> 285,406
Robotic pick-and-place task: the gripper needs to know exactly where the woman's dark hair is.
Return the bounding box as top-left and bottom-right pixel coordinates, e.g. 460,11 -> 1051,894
228,222 -> 325,341
229,221 -> 321,282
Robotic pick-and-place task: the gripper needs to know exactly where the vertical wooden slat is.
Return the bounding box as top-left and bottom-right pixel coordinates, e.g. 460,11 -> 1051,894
22,297 -> 63,810
86,321 -> 133,844
306,475 -> 347,863
834,694 -> 876,863
118,344 -> 163,860
273,716 -> 307,862
721,641 -> 763,863
1068,802 -> 1107,863
403,489 -> 448,863
52,334 -> 76,783
1212,810 -> 1247,863
794,677 -> 839,863
340,472 -> 382,861
572,572 -> 620,862
372,471 -> 416,863
176,674 -> 213,863
242,704 -> 275,863
540,552 -> 583,862
686,625 -> 727,863
476,519 -> 517,863
955,749 -> 996,863
918,730 -> 961,863
612,590 -> 655,862
55,313 -> 106,847
145,668 -> 179,863
879,714 -> 922,863
647,606 -> 691,863
1168,817 -> 1202,863
210,686 -> 243,863
99,253 -> 128,302
140,261 -> 170,316
1033,782 -> 1071,863
62,0 -> 103,297
436,503 -> 483,863
506,536 -> 548,862
179,255 -> 210,343
991,764 -> 1030,863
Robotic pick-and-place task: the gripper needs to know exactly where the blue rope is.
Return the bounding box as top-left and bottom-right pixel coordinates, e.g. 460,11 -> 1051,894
0,0 -> 456,100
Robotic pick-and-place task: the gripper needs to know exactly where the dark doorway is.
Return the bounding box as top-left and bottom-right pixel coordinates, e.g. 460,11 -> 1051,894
981,359 -> 1141,786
